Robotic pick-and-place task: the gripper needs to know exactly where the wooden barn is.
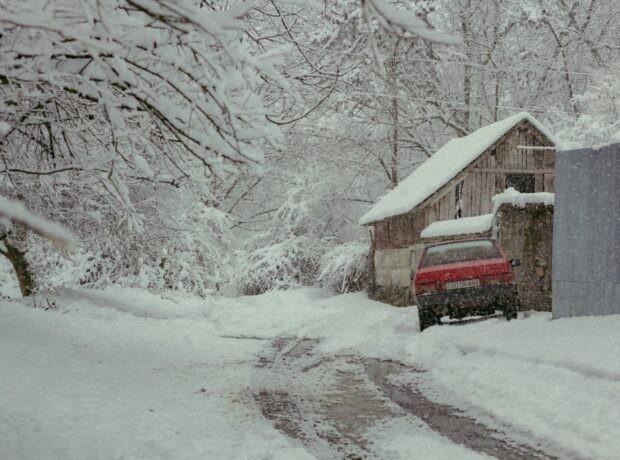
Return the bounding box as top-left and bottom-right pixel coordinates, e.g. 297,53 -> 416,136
360,112 -> 556,306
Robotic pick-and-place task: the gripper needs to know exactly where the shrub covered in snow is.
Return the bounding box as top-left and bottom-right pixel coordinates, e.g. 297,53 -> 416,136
228,236 -> 325,295
318,241 -> 370,294
19,187 -> 233,297
223,175 -> 339,295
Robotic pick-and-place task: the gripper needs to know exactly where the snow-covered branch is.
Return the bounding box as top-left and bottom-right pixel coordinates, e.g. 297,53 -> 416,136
361,0 -> 461,44
0,196 -> 75,248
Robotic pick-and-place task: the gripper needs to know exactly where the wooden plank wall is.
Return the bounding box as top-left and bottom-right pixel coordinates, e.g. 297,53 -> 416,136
373,121 -> 556,251
426,122 -> 555,224
374,208 -> 426,250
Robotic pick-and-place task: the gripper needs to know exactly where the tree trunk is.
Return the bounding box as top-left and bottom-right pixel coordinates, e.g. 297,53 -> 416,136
387,39 -> 401,189
0,236 -> 34,297
493,74 -> 501,122
390,94 -> 399,188
461,14 -> 472,132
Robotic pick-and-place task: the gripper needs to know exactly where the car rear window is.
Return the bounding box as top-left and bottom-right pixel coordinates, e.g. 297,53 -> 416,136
420,240 -> 501,267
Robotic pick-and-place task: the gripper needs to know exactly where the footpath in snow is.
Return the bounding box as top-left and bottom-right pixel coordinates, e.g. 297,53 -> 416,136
0,287 -> 618,459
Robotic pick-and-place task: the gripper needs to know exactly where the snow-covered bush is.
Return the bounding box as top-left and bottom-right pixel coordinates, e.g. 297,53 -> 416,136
21,186 -> 233,297
223,174 -> 337,295
229,236 -> 324,295
318,241 -> 370,294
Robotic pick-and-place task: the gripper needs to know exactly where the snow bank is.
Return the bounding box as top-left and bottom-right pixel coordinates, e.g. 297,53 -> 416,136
204,289 -> 417,359
367,417 -> 489,459
0,287 -> 415,459
402,313 -> 620,459
0,290 -> 318,459
492,187 -> 555,209
360,112 -> 555,225
420,214 -> 494,239
1,287 -> 617,459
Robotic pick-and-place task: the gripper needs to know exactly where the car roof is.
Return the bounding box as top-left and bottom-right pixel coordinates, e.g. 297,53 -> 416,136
425,238 -> 496,250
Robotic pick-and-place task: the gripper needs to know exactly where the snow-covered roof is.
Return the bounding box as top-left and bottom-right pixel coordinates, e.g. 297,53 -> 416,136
492,188 -> 555,209
360,112 -> 555,225
420,213 -> 495,239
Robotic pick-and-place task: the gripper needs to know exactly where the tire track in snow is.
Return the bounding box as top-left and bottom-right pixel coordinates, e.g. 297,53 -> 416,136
254,337 -> 568,459
366,359 -> 558,459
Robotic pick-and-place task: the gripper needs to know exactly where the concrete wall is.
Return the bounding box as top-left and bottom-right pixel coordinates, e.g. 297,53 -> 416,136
374,247 -> 410,288
374,244 -> 424,288
368,244 -> 424,307
552,144 -> 619,318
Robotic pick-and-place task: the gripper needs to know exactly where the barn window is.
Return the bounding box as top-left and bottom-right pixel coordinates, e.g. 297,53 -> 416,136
454,181 -> 464,218
506,173 -> 535,193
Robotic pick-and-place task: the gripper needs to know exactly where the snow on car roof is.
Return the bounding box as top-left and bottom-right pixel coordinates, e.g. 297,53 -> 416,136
420,213 -> 495,239
359,112 -> 555,225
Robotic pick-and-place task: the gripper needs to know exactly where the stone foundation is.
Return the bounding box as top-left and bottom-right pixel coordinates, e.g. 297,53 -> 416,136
497,203 -> 554,311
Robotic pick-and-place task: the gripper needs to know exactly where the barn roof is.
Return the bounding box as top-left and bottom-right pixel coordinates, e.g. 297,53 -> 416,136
359,112 -> 555,225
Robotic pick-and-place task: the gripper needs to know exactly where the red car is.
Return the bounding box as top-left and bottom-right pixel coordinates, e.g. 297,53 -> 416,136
413,238 -> 520,331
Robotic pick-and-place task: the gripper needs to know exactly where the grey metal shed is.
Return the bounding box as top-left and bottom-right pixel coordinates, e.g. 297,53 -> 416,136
552,143 -> 619,318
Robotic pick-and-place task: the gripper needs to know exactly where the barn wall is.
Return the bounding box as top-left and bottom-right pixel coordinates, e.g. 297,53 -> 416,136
369,120 -> 556,307
426,122 -> 556,224
373,206 -> 425,299
374,208 -> 426,250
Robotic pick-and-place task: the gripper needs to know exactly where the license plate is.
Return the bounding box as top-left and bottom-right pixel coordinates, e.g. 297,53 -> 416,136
445,279 -> 480,290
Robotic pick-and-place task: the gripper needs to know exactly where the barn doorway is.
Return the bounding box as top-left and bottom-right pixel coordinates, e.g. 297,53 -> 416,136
506,173 -> 535,193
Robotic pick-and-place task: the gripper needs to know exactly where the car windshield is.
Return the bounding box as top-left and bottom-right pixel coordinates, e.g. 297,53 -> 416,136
420,240 -> 501,267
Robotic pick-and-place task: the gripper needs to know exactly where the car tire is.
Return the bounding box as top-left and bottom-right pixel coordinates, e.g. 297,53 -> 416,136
502,297 -> 519,321
418,307 -> 439,331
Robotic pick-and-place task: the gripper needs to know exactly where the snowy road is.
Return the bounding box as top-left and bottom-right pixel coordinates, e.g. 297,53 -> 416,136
255,337 -> 557,459
1,287 -> 618,459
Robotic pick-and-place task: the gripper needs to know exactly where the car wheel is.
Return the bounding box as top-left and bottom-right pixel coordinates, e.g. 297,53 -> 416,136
418,307 -> 439,331
502,297 -> 519,321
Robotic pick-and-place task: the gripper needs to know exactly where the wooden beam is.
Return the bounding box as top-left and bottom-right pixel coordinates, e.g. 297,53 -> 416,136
474,168 -> 555,174
517,146 -> 556,150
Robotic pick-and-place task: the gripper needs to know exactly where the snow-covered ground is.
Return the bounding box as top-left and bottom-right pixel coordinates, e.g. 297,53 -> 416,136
399,314 -> 620,459
1,287 -> 618,459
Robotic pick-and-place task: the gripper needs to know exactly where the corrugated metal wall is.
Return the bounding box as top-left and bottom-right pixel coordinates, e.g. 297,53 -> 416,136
552,144 -> 619,318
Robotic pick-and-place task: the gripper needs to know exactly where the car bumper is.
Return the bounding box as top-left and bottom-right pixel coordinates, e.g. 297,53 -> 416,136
416,283 -> 517,315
